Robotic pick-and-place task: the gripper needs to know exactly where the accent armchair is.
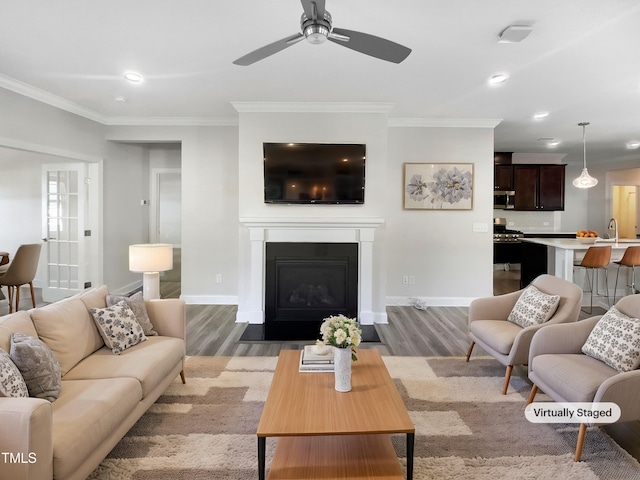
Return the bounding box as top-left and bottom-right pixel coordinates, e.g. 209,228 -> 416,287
466,274 -> 583,394
527,293 -> 640,462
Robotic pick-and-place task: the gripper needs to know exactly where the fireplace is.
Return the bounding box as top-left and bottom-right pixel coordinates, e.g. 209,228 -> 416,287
265,243 -> 358,340
237,217 -> 385,328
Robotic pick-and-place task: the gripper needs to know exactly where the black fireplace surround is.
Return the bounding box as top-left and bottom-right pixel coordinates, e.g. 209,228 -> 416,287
264,242 -> 358,340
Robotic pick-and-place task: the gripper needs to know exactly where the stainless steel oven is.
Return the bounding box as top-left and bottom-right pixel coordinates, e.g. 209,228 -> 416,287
493,190 -> 515,209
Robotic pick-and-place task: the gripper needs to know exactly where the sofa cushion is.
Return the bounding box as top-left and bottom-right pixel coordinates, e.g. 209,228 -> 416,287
10,333 -> 61,402
469,320 -> 522,355
63,336 -> 184,399
107,291 -> 158,336
30,299 -> 105,376
531,353 -> 617,402
507,285 -> 560,328
0,310 -> 39,353
0,348 -> 29,398
582,306 -> 640,373
90,301 -> 147,355
77,284 -> 109,310
52,377 -> 141,480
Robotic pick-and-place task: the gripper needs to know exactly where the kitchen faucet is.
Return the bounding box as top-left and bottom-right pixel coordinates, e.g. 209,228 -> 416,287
608,218 -> 618,243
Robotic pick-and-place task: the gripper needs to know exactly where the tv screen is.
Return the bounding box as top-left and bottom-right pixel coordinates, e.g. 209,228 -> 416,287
263,143 -> 366,204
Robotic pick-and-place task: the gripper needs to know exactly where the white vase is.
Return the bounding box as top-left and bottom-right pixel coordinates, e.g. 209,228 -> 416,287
333,346 -> 352,392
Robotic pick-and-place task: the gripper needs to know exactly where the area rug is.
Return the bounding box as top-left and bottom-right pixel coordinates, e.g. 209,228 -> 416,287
87,355 -> 640,479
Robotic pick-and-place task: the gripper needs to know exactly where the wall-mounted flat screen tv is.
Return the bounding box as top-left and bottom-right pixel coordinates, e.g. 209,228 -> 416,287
263,143 -> 366,204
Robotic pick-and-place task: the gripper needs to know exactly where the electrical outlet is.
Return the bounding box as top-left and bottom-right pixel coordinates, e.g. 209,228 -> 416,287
408,275 -> 416,285
472,223 -> 489,233
402,275 -> 409,285
215,274 -> 223,283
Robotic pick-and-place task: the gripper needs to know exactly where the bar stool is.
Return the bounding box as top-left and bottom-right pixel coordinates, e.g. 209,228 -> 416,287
613,246 -> 640,302
573,245 -> 612,314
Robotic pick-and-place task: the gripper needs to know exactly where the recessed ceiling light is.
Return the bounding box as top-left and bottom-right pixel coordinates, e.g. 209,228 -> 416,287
533,112 -> 549,120
113,96 -> 127,102
626,140 -> 640,149
123,72 -> 143,83
489,73 -> 509,85
538,137 -> 560,147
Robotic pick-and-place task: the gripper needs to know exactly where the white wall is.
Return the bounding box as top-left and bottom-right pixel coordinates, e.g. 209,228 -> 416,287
106,126 -> 239,303
386,126 -> 495,304
102,141 -> 150,293
236,110 -> 389,316
0,149 -> 47,251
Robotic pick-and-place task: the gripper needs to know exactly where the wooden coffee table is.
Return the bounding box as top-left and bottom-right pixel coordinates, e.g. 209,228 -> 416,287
257,349 -> 415,479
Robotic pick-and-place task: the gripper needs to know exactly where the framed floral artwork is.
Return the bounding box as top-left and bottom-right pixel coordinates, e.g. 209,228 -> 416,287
403,163 -> 473,210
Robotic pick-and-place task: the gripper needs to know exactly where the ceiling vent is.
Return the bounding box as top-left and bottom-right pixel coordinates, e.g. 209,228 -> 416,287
498,25 -> 533,43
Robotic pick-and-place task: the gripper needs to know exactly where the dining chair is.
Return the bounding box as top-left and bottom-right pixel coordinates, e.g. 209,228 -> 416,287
0,243 -> 42,313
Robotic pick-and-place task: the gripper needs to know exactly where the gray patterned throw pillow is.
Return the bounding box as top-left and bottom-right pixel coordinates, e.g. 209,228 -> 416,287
0,348 -> 29,398
507,285 -> 560,328
582,306 -> 640,373
10,333 -> 62,402
106,291 -> 157,336
90,300 -> 147,355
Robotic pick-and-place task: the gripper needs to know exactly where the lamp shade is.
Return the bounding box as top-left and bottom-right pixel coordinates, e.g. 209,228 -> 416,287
129,244 -> 173,272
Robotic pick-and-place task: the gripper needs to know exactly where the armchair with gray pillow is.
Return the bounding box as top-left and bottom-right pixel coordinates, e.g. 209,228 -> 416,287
527,293 -> 640,461
466,274 -> 583,394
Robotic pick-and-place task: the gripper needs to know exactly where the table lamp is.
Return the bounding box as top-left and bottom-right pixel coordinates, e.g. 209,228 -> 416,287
129,244 -> 173,299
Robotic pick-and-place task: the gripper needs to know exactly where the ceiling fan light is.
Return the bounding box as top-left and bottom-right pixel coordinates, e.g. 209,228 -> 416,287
572,168 -> 598,188
303,24 -> 329,44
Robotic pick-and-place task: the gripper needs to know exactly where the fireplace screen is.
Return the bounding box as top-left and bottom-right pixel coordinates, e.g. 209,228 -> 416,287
265,243 -> 358,340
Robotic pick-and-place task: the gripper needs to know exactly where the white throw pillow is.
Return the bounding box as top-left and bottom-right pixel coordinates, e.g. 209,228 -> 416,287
0,348 -> 29,398
582,306 -> 640,373
90,300 -> 147,355
507,285 -> 560,328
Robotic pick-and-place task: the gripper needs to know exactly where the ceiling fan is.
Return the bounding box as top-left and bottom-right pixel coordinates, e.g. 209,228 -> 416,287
233,0 -> 411,66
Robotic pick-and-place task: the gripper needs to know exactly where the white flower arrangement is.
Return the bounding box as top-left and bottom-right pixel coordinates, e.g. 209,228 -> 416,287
318,314 -> 362,361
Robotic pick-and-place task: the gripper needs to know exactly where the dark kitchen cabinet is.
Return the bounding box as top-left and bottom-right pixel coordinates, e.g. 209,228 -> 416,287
513,164 -> 565,211
494,165 -> 514,190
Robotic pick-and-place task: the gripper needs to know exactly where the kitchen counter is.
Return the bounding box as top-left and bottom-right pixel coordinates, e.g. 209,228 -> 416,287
521,238 -> 640,301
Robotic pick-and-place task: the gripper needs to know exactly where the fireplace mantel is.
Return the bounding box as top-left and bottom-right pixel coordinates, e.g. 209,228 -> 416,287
237,217 -> 385,326
239,217 -> 385,229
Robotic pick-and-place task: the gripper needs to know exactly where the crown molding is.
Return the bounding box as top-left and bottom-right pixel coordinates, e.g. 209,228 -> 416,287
231,102 -> 396,113
388,117 -> 503,128
0,73 -> 108,124
105,117 -> 238,126
2,74 -> 500,129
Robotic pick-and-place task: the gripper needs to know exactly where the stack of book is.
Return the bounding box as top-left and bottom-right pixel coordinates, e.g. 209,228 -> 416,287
298,345 -> 334,372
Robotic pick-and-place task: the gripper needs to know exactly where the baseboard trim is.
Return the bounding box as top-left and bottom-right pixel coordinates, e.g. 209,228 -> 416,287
386,296 -> 475,307
181,294 -> 239,305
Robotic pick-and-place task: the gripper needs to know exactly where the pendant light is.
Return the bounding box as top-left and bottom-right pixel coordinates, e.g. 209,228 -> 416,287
572,122 -> 598,188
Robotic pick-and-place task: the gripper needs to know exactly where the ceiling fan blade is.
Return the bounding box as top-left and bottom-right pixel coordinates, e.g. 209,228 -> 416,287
328,27 -> 411,64
300,0 -> 326,20
233,33 -> 304,66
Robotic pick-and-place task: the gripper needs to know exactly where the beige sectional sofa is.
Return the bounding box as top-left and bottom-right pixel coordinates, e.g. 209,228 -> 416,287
0,285 -> 186,480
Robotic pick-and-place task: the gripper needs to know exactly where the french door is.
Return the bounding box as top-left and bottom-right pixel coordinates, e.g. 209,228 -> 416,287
41,163 -> 86,302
